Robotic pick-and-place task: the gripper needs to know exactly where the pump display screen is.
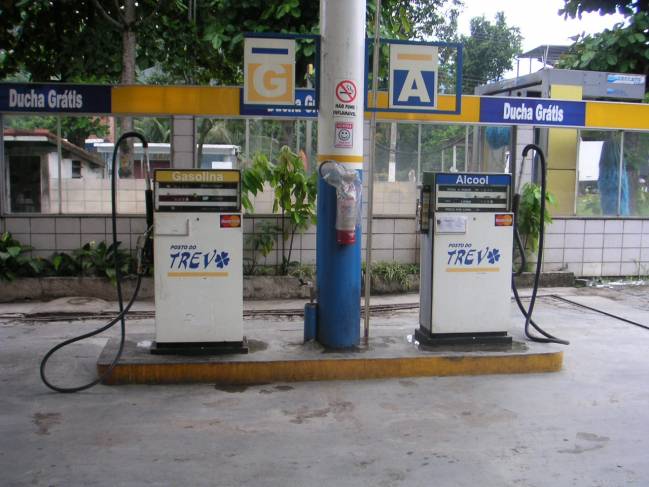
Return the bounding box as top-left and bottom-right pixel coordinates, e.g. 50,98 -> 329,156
433,173 -> 511,212
154,169 -> 241,212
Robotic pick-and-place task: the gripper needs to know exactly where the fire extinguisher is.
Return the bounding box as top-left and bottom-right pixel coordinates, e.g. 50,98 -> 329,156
320,161 -> 362,245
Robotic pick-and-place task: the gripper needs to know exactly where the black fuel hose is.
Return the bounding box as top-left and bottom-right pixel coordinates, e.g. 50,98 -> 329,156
39,276 -> 142,393
512,144 -> 569,346
40,132 -> 150,393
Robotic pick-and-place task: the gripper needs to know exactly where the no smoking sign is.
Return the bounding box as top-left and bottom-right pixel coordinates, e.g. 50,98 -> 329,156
335,80 -> 357,104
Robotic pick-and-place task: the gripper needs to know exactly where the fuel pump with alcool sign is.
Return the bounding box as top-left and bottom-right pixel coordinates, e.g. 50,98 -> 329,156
416,144 -> 569,347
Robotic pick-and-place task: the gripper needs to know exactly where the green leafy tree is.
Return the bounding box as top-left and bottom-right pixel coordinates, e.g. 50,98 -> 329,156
241,147 -> 316,274
269,146 -> 317,275
557,0 -> 649,86
460,12 -> 522,94
0,1 -> 122,82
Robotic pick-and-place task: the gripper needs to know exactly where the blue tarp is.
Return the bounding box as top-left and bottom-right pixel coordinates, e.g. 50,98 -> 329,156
598,137 -> 629,216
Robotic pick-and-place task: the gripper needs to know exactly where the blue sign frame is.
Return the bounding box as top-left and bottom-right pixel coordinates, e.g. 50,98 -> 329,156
364,38 -> 463,116
239,88 -> 317,118
241,32 -> 320,113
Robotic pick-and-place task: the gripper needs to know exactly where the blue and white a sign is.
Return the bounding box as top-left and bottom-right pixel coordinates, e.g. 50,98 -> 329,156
240,88 -> 317,118
389,44 -> 438,110
0,83 -> 111,113
480,97 -> 586,127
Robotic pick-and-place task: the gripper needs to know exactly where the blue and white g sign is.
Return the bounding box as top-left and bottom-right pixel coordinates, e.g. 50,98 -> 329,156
244,37 -> 295,106
389,44 -> 438,110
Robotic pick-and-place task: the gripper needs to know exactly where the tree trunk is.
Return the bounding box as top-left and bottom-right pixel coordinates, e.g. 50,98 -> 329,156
118,0 -> 137,178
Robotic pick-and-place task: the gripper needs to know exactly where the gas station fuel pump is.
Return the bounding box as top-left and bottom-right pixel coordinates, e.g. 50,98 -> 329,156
151,169 -> 247,354
416,171 -> 514,346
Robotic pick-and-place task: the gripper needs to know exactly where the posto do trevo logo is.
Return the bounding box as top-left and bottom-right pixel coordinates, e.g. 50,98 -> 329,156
446,243 -> 501,273
167,246 -> 231,277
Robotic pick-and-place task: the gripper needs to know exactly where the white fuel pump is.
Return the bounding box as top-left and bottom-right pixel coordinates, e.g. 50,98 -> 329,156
40,139 -> 247,393
150,169 -> 246,354
416,171 -> 514,345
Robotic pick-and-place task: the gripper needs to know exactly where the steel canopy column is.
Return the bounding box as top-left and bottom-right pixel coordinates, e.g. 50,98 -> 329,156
316,0 -> 366,348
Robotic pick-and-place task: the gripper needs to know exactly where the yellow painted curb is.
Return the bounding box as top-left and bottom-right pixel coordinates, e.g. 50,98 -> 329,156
100,351 -> 563,385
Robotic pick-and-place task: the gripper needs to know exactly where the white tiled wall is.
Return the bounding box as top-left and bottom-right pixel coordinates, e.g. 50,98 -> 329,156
3,215 -> 648,277
544,218 -> 649,277
1,215 -> 419,267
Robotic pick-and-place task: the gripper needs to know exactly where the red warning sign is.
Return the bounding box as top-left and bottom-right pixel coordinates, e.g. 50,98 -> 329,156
335,80 -> 357,104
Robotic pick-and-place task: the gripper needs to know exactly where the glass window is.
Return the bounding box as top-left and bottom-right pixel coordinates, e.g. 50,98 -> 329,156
101,116 -> 171,214
195,118 -> 244,170
480,126 -> 512,173
2,114 -> 63,214
419,124 -> 474,177
623,131 -> 649,217
197,118 -> 311,214
577,130 -> 622,216
71,160 -> 82,178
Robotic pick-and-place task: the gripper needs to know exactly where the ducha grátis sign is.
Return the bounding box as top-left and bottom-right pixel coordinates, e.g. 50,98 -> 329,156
0,83 -> 111,114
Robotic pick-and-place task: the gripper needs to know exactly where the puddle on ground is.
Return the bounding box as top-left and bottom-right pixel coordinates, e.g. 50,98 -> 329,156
214,384 -> 250,393
415,339 -> 527,353
247,339 -> 268,353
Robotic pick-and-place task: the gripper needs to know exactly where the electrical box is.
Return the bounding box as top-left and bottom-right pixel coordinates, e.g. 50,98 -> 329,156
151,169 -> 246,354
417,172 -> 513,346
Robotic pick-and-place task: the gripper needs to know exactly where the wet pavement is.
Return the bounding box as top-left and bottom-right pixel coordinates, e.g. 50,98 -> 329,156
1,285 -> 648,486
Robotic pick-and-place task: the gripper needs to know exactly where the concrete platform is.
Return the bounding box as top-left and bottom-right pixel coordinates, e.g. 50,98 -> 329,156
97,323 -> 563,385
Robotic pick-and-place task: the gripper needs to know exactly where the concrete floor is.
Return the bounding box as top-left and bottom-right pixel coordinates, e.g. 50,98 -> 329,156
1,285 -> 648,486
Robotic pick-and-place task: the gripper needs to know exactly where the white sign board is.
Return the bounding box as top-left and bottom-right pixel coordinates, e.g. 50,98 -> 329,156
389,44 -> 438,110
243,38 -> 295,106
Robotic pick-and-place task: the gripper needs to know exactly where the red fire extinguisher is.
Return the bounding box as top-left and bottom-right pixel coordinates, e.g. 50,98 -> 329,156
320,161 -> 362,245
336,191 -> 358,244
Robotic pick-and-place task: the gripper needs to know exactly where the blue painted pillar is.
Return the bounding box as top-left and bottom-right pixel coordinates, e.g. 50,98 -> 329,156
315,0 -> 366,349
316,175 -> 362,348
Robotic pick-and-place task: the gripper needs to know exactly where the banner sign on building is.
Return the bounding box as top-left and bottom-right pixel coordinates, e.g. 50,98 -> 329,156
239,88 -> 316,118
480,97 -> 586,127
389,43 -> 439,110
243,37 -> 295,107
0,83 -> 111,113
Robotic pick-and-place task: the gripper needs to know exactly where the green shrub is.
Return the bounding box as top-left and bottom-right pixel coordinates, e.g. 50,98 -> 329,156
0,232 -> 45,281
365,261 -> 419,287
517,183 -> 555,253
287,263 -> 315,281
243,221 -> 279,275
72,241 -> 135,284
242,147 -> 317,275
49,252 -> 81,276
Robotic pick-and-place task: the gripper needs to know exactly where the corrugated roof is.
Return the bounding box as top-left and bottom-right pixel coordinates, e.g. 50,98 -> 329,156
519,45 -> 571,66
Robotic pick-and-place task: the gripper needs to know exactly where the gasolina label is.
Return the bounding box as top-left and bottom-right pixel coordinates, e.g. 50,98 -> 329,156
167,244 -> 231,276
446,242 -> 501,272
